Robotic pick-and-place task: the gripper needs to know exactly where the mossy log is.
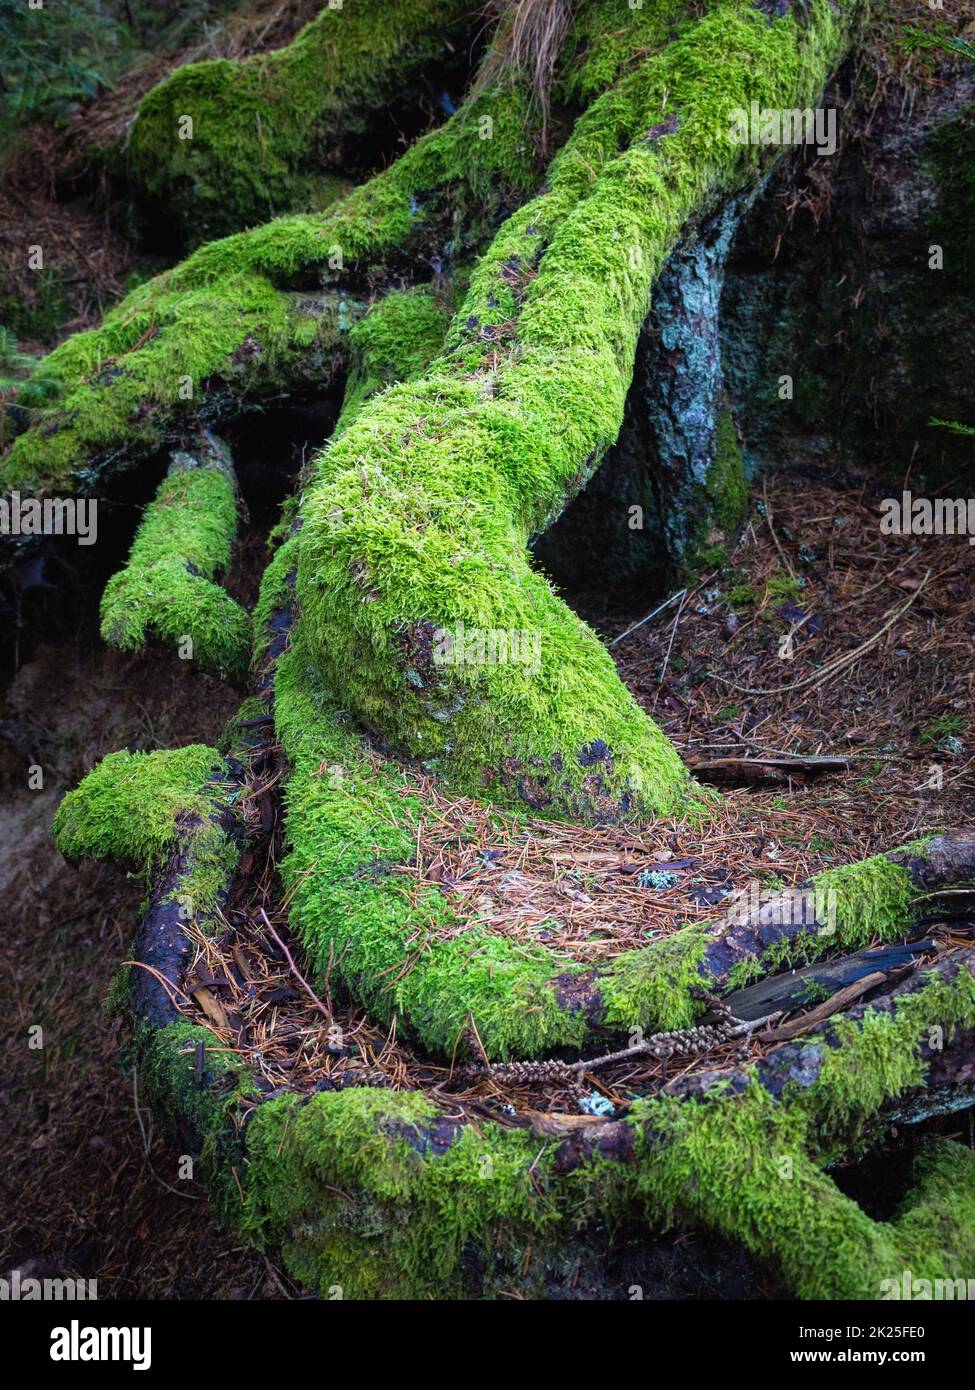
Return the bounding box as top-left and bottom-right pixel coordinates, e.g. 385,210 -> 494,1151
29,0 -> 975,1299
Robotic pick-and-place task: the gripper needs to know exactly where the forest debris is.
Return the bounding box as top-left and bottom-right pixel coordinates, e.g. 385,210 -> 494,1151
685,754 -> 851,785
719,941 -> 935,1021
708,571 -> 931,697
755,971 -> 890,1041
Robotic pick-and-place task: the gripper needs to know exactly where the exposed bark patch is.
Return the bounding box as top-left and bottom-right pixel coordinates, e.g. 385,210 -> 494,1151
550,969 -> 605,1024
554,1121 -> 635,1173
382,1116 -> 464,1156
131,763 -> 245,1029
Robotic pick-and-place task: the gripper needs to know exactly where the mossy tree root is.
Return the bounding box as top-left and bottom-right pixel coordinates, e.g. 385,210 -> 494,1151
100,430 -> 251,682
273,636 -> 975,1058
1,285 -> 355,495
51,745 -> 244,1028
295,0 -> 861,821
133,947 -> 975,1299
126,0 -> 480,243
52,745 -> 243,1027
1,0 -> 687,495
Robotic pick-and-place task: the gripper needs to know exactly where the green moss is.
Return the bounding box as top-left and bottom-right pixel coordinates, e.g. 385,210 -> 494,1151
101,453 -> 250,680
104,963 -> 134,1021
766,571 -> 804,601
695,542 -> 730,571
811,965 -> 975,1153
559,0 -> 691,108
241,1087 -> 565,1298
706,411 -> 748,533
122,449 -> 238,572
922,714 -> 966,744
630,964 -> 975,1299
812,851 -> 918,947
598,924 -> 712,1032
335,287 -> 453,436
104,557 -> 250,679
892,1138 -> 975,1287
250,530 -> 300,663
683,412 -> 748,574
175,813 -> 241,923
52,744 -> 232,889
726,847 -> 921,991
127,0 -> 477,241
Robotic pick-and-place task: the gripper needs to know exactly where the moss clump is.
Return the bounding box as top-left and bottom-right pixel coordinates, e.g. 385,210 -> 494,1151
334,286 -> 453,436
892,1139 -> 975,1290
240,1087 -> 570,1299
811,964 -> 975,1152
811,851 -> 918,948
766,572 -> 804,601
921,714 -> 966,744
598,925 -> 713,1033
682,412 -> 748,576
127,0 -> 476,242
725,846 -> 921,991
726,582 -> 758,606
100,448 -> 250,681
52,745 -> 232,893
706,410 -> 748,534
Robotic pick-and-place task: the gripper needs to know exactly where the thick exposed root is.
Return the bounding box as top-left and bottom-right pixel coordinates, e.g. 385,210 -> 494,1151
295,0 -> 859,819
1,283 -> 351,494
126,0 -> 479,242
100,430 -> 251,682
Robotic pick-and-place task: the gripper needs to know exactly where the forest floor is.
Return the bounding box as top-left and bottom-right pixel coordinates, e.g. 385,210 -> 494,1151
4,461 -> 970,1299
